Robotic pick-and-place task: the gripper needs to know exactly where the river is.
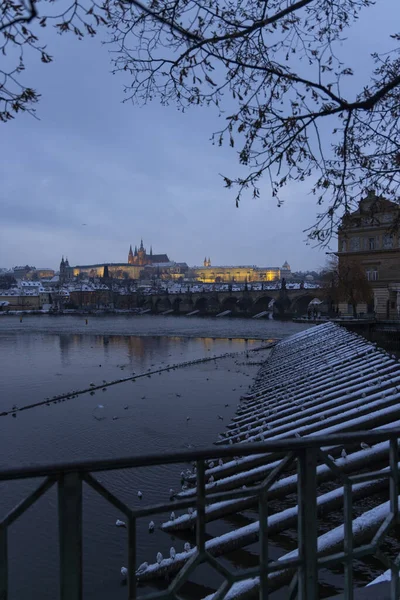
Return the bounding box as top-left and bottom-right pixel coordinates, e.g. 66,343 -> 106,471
0,315 -> 311,599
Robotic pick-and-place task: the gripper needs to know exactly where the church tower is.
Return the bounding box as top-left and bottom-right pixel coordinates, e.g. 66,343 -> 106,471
60,256 -> 72,283
204,256 -> 208,267
128,245 -> 134,264
137,238 -> 146,266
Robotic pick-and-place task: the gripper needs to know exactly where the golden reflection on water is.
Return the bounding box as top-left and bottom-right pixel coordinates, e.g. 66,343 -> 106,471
58,334 -> 262,366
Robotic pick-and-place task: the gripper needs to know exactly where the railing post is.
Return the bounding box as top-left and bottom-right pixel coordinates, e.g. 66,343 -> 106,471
0,525 -> 7,600
127,516 -> 137,600
297,447 -> 318,600
58,472 -> 82,600
196,460 -> 206,554
259,490 -> 269,600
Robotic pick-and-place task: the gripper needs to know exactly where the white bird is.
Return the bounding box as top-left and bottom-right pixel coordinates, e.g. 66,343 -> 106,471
136,562 -> 148,575
169,488 -> 175,499
170,547 -> 176,560
361,442 -> 370,450
156,552 -> 163,564
148,521 -> 155,532
208,475 -> 214,484
229,439 -> 233,445
115,519 -> 126,528
184,542 -> 191,552
188,507 -> 194,515
208,461 -> 215,469
170,512 -> 176,521
218,459 -> 223,467
138,491 -> 143,499
121,566 -> 128,577
341,449 -> 347,459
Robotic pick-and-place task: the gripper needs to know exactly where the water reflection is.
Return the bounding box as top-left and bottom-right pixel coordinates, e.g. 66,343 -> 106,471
57,333 -> 254,366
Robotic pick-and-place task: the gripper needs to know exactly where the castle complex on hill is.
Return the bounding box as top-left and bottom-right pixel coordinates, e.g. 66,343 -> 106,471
59,240 -> 290,283
60,240 -> 178,282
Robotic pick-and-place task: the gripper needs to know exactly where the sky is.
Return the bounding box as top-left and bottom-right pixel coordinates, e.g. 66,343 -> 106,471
0,0 -> 396,272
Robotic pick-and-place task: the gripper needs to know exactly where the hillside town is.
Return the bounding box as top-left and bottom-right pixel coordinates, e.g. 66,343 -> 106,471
1,193 -> 400,319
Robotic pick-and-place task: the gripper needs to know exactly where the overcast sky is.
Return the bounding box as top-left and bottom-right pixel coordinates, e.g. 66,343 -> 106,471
0,1 -> 396,271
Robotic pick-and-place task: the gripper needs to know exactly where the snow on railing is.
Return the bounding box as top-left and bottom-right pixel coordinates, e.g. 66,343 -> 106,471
134,323 -> 400,598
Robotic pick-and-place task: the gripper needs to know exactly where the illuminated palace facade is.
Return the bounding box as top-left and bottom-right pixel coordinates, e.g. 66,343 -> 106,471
191,259 -> 291,283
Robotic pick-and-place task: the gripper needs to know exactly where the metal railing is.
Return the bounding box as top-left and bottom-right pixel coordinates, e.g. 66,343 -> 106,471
0,430 -> 399,600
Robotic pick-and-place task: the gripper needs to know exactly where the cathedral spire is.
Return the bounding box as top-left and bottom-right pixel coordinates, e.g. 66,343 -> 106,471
134,245 -> 138,256
128,245 -> 134,264
150,245 -> 153,256
140,238 -> 144,251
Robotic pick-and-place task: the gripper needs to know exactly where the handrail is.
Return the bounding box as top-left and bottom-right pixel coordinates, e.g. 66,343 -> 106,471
1,428 -> 399,481
1,428 -> 400,600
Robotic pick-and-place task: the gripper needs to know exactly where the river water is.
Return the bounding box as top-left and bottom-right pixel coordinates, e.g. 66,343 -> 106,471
0,315 -> 310,599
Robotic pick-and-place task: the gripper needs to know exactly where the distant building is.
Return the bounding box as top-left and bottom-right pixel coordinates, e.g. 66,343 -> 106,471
13,265 -> 36,280
63,240 -> 174,282
26,268 -> 55,280
191,260 -> 289,283
128,240 -> 169,266
337,190 -> 400,318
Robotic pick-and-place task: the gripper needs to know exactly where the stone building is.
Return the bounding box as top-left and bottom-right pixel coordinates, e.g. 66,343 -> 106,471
128,240 -> 169,266
191,262 -> 287,283
337,191 -> 400,319
62,240 -> 172,282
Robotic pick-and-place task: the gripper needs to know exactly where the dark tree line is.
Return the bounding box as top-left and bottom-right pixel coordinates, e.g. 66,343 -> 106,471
1,0 -> 399,239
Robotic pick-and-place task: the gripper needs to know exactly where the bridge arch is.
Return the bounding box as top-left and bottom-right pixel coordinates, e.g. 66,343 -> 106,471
221,296 -> 239,313
194,297 -> 208,314
154,297 -> 172,313
251,295 -> 274,315
290,293 -> 318,315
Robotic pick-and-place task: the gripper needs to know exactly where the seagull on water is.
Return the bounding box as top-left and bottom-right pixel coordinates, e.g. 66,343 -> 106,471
136,562 -> 148,575
116,519 -> 126,528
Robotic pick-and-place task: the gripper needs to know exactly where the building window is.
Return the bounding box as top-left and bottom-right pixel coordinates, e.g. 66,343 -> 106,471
383,234 -> 393,249
350,237 -> 360,251
366,270 -> 378,281
368,237 -> 375,250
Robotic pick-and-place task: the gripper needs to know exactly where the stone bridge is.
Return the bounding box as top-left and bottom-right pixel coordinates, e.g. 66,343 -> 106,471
137,288 -> 323,316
